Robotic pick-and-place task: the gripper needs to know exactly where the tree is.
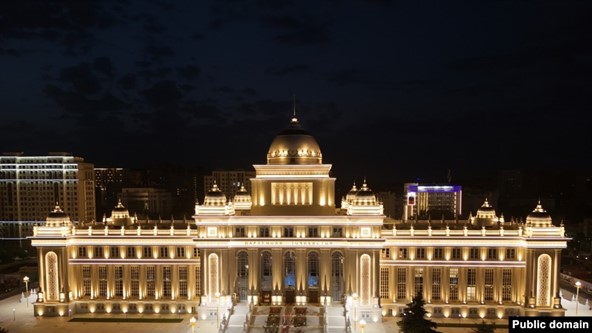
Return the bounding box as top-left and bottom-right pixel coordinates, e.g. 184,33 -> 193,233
0,327 -> 8,333
472,320 -> 496,333
397,291 -> 440,333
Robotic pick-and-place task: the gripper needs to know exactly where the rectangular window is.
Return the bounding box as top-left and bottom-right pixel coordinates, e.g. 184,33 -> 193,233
416,248 -> 425,259
163,266 -> 171,297
380,268 -> 389,299
449,268 -> 459,301
99,266 -> 107,297
484,269 -> 494,301
308,227 -> 318,237
127,247 -> 135,258
95,246 -> 104,258
381,248 -> 390,258
467,268 -> 476,301
488,248 -> 497,260
82,265 -> 91,297
432,269 -> 441,300
115,266 -> 123,296
451,248 -> 461,260
397,268 -> 406,299
332,227 -> 343,237
193,248 -> 199,258
398,248 -> 408,259
414,268 -> 424,295
78,247 -> 87,257
284,226 -> 294,237
195,266 -> 201,297
235,226 -> 245,237
469,248 -> 479,260
176,247 -> 185,258
160,247 -> 169,258
110,247 -> 119,258
259,227 -> 270,237
506,248 -> 515,260
131,266 -> 140,297
433,248 -> 443,259
143,247 -> 152,258
502,269 -> 512,301
179,266 -> 188,297
147,266 -> 155,297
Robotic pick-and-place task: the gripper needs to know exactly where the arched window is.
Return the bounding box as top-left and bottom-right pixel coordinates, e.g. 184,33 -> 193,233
331,252 -> 344,302
208,253 -> 219,299
238,252 -> 248,277
261,251 -> 272,291
45,252 -> 59,301
284,251 -> 296,288
361,254 -> 371,305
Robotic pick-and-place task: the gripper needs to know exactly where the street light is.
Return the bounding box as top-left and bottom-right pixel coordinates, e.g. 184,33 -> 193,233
575,281 -> 582,315
23,276 -> 29,307
359,319 -> 366,333
215,291 -> 221,329
190,316 -> 197,333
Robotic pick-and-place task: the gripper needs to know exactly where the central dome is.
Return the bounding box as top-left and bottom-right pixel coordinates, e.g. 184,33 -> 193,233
267,117 -> 322,165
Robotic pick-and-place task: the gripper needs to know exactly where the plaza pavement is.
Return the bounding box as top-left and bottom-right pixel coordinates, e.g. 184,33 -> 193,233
1,289 -> 591,333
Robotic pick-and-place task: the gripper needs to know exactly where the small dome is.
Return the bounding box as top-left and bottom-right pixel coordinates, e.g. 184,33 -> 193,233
346,182 -> 358,201
46,204 -> 71,227
48,203 -> 68,219
267,117 -> 322,165
112,199 -> 128,212
476,199 -> 496,218
353,180 -> 377,205
233,185 -> 251,202
204,182 -> 227,206
526,201 -> 553,227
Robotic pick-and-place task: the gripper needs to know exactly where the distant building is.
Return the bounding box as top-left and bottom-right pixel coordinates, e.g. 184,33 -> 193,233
0,152 -> 95,245
377,191 -> 396,218
94,167 -> 125,221
204,170 -> 255,202
403,183 -> 462,221
119,187 -> 172,218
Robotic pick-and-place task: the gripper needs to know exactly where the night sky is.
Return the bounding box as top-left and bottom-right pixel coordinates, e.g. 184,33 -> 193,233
1,0 -> 591,186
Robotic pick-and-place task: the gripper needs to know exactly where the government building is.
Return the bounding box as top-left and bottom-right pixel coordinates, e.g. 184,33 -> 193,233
29,116 -> 569,325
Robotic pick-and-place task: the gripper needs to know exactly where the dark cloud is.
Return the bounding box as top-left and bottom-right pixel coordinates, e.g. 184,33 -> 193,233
144,45 -> 175,58
0,48 -> 29,57
141,80 -> 182,108
176,65 -> 201,80
265,64 -> 310,76
191,33 -> 205,40
44,85 -> 129,116
181,99 -> 225,122
138,67 -> 172,80
143,19 -> 167,34
327,69 -> 363,86
59,63 -> 102,94
118,74 -> 137,90
93,57 -> 114,77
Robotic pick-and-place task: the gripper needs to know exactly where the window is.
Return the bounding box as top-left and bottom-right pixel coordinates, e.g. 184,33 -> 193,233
193,248 -> 200,258
416,248 -> 425,259
467,269 -> 476,301
110,247 -> 120,258
284,226 -> 294,237
397,268 -> 406,299
176,247 -> 185,258
95,246 -> 104,258
433,248 -> 443,259
127,247 -> 135,258
259,227 -> 270,238
163,267 -> 172,297
488,248 -> 497,260
381,248 -> 390,258
195,267 -> 201,297
380,268 -> 389,299
432,269 -> 441,300
449,268 -> 458,301
78,247 -> 87,258
506,248 -> 516,260
398,248 -> 408,259
469,248 -> 479,260
160,247 -> 169,258
143,247 -> 152,258
82,266 -> 91,297
414,268 -> 424,295
308,227 -> 318,237
235,226 -> 245,237
115,266 -> 123,296
332,227 -> 343,237
179,266 -> 188,297
502,269 -> 512,301
484,269 -> 494,301
147,266 -> 156,297
99,266 -> 107,297
308,252 -> 319,287
451,248 -> 461,260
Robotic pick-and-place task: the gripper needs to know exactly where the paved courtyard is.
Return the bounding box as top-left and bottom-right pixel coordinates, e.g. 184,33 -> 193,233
1,289 -> 591,333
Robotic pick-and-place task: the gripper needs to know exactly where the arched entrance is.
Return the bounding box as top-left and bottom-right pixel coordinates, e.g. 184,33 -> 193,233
260,251 -> 272,304
331,252 -> 344,303
284,251 -> 296,304
307,252 -> 319,303
237,252 -> 248,301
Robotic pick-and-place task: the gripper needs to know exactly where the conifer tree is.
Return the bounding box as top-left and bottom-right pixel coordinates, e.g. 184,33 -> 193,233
471,320 -> 496,333
397,291 -> 440,333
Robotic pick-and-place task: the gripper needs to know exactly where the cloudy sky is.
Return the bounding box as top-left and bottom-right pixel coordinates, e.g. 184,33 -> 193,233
1,0 -> 590,186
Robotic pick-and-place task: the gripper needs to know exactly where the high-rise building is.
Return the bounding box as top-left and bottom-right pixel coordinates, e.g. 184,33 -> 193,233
29,117 -> 568,323
403,183 -> 462,221
0,153 -> 95,243
204,170 -> 255,202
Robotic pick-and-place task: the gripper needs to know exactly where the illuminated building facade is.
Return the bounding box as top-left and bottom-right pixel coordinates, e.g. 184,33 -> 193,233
204,170 -> 256,201
29,118 -> 568,322
0,152 -> 95,246
403,183 -> 462,221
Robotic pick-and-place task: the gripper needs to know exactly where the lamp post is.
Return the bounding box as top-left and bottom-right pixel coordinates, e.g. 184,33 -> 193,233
359,319 -> 366,333
23,276 -> 29,307
215,291 -> 221,329
190,316 -> 197,333
575,281 -> 582,315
